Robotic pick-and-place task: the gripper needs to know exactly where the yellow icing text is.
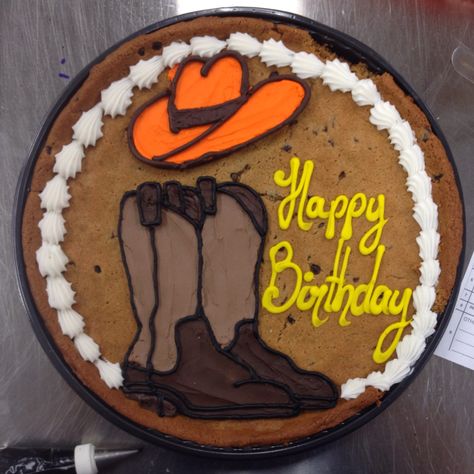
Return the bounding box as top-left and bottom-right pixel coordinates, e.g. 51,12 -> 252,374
262,239 -> 412,364
264,157 -> 413,364
273,157 -> 388,254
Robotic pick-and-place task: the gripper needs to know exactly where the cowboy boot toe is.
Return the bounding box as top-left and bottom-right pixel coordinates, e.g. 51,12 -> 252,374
230,321 -> 339,409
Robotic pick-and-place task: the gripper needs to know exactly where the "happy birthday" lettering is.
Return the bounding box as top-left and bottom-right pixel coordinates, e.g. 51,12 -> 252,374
262,157 -> 413,364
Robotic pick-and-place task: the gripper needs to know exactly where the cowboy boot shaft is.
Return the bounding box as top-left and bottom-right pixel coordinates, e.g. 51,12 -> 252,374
119,193 -> 156,368
120,185 -> 201,373
201,191 -> 262,349
150,206 -> 199,371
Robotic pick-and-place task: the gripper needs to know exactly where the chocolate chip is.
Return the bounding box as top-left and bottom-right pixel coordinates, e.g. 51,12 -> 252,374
339,171 -> 346,180
94,265 -> 102,273
230,163 -> 250,182
433,173 -> 444,182
328,138 -> 335,147
152,41 -> 162,51
287,315 -> 296,324
138,47 -> 145,56
353,137 -> 359,143
310,263 -> 321,275
281,144 -> 292,152
322,125 -> 328,132
421,129 -> 430,142
318,222 -> 325,228
353,276 -> 360,283
45,145 -> 52,155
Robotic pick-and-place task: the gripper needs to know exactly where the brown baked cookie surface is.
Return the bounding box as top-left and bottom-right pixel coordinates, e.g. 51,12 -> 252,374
21,16 -> 463,447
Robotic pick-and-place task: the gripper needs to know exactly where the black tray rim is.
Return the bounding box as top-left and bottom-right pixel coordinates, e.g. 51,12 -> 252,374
13,6 -> 466,459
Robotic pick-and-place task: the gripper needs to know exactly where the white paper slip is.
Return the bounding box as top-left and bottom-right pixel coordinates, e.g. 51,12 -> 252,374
435,250 -> 474,369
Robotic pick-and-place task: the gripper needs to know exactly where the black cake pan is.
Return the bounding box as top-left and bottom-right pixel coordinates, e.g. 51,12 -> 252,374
14,7 -> 466,459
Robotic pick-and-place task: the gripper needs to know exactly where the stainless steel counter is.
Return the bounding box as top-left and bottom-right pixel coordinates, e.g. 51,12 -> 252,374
1,0 -> 473,472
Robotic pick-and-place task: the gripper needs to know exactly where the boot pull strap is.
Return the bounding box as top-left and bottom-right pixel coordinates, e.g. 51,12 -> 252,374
164,181 -> 184,211
137,182 -> 162,226
196,177 -> 217,215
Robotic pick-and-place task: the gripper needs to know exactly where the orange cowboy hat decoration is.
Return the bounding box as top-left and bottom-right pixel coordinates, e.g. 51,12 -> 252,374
128,51 -> 310,169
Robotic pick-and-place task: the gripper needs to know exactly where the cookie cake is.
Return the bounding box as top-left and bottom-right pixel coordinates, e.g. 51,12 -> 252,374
19,13 -> 463,449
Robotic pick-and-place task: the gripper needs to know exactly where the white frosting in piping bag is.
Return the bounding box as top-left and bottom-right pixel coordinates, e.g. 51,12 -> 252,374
36,32 -> 441,395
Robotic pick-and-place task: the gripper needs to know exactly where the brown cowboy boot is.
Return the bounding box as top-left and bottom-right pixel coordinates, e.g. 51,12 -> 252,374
197,177 -> 339,410
119,181 -> 297,418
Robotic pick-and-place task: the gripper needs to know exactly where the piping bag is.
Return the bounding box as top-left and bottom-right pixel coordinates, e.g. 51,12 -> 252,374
0,444 -> 140,474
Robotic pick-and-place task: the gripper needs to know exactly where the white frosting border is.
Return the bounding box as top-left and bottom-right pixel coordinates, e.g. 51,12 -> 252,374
36,33 -> 440,399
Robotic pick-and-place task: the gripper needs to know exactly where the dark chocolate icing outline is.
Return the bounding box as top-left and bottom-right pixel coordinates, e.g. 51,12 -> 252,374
118,178 -> 338,419
127,51 -> 311,170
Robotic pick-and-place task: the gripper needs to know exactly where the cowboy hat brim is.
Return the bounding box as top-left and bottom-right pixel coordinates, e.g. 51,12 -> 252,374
129,75 -> 310,170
